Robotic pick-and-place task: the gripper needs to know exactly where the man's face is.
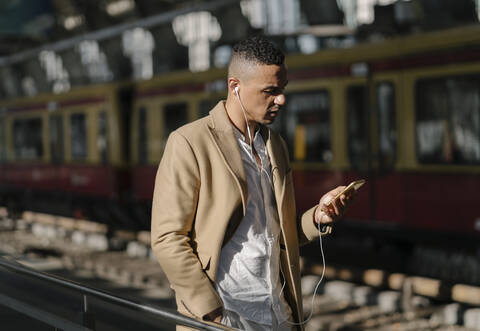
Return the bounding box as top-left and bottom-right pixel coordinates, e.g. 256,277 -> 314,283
238,63 -> 288,125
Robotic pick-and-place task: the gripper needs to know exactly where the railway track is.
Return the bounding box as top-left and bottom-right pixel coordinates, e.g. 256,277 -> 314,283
0,208 -> 479,330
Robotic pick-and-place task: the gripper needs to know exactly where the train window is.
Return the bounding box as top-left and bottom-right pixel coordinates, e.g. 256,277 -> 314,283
416,75 -> 480,164
377,82 -> 397,168
138,107 -> 147,165
164,103 -> 188,140
49,115 -> 64,164
13,118 -> 43,160
281,90 -> 331,162
98,111 -> 108,164
70,113 -> 87,160
347,86 -> 368,170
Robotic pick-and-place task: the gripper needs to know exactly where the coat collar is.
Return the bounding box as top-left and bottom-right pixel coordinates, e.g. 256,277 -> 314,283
207,101 -> 289,214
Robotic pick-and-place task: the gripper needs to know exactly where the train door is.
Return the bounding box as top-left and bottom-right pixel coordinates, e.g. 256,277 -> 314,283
373,81 -> 400,224
346,79 -> 398,222
49,114 -> 64,164
346,84 -> 373,220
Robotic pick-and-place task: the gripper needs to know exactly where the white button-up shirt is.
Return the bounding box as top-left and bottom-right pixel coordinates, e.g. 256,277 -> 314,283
215,127 -> 292,326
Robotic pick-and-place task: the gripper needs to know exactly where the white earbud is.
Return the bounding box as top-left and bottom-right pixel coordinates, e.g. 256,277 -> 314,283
233,84 -> 255,159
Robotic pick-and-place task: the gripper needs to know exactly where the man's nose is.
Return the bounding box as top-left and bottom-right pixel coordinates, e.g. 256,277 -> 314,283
275,93 -> 285,106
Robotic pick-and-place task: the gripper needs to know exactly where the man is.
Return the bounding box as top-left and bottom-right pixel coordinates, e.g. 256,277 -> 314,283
151,36 -> 354,330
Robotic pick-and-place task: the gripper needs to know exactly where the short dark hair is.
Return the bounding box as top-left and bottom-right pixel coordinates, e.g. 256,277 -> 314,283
231,36 -> 285,66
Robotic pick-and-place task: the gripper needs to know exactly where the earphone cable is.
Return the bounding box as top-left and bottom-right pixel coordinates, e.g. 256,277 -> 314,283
281,221 -> 326,326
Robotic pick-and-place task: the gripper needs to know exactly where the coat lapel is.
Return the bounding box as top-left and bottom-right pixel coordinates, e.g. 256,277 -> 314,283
262,126 -> 288,223
207,102 -> 248,215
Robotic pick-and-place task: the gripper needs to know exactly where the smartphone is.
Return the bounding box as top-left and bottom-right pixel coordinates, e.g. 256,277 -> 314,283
327,179 -> 365,208
325,179 -> 365,214
319,179 -> 365,233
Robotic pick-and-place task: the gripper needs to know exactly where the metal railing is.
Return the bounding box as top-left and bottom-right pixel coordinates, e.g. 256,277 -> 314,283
0,256 -> 231,330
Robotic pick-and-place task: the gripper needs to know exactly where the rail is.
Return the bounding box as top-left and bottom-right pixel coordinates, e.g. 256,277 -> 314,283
0,256 -> 230,330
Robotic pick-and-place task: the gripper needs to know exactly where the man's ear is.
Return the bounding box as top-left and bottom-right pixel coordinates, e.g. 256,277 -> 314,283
228,78 -> 240,94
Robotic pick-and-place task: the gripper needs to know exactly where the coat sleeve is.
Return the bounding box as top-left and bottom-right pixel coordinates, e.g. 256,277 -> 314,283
151,131 -> 223,319
299,205 -> 321,245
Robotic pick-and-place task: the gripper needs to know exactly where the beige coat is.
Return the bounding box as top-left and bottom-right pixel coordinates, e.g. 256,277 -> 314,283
151,102 -> 320,330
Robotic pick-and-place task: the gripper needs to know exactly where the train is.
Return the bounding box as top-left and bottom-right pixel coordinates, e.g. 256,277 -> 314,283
1,24 -> 480,283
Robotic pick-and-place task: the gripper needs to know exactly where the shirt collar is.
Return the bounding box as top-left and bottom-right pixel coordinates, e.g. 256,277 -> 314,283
232,125 -> 261,143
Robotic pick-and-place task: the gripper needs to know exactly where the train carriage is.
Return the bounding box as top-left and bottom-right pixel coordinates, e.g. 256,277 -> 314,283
0,83 -> 133,226
0,24 -> 480,282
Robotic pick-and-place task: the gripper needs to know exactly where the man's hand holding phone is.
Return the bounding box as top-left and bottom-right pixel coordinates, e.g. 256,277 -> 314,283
314,180 -> 365,233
